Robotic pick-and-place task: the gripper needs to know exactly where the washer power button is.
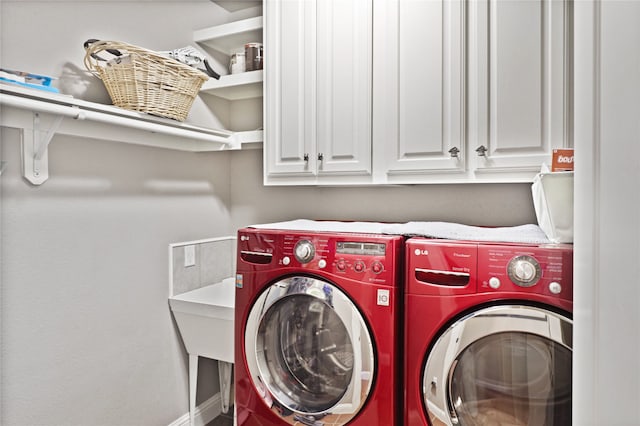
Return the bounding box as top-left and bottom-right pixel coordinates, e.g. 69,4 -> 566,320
489,277 -> 501,289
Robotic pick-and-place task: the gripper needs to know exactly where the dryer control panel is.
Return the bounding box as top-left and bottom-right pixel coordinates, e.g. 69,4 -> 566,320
237,228 -> 404,286
407,238 -> 573,301
478,244 -> 573,300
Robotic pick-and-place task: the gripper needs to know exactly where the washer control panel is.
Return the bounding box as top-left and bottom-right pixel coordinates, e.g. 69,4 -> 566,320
237,228 -> 403,285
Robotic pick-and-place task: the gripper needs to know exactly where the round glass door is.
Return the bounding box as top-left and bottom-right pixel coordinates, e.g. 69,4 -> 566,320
423,305 -> 572,426
245,276 -> 375,424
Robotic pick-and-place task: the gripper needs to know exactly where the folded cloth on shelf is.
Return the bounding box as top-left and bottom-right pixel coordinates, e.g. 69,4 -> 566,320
380,221 -> 551,244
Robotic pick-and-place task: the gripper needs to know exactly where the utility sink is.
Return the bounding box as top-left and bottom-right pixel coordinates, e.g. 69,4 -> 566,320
170,277 -> 235,362
169,276 -> 235,425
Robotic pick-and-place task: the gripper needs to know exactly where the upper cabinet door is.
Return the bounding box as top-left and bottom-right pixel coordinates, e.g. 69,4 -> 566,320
264,0 -> 316,179
264,0 -> 372,184
316,0 -> 373,176
374,0 -> 466,182
468,0 -> 570,179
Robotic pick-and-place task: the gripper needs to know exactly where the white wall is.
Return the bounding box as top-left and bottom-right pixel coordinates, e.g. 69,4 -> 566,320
574,1 -> 640,424
1,131 -> 232,425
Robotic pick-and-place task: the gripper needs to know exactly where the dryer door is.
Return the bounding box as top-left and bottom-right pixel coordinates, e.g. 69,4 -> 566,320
423,305 -> 572,426
245,275 -> 375,424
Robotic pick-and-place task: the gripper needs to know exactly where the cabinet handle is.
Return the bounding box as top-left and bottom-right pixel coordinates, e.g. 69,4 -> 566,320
318,153 -> 324,161
303,154 -> 309,162
448,147 -> 460,158
475,145 -> 488,157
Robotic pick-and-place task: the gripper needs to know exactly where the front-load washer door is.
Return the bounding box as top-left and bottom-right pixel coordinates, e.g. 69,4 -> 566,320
245,275 -> 375,425
423,305 -> 572,426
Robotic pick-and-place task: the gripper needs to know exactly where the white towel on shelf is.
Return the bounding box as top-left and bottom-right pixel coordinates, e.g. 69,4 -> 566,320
249,219 -> 390,234
380,221 -> 551,244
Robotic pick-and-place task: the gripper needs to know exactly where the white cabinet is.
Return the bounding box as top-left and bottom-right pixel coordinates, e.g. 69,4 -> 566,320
265,0 -> 571,186
264,0 -> 372,185
377,0 -> 570,184
264,0 -> 313,180
373,0 -> 466,184
467,0 -> 570,181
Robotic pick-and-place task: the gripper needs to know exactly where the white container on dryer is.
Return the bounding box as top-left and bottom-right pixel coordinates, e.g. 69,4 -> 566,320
532,171 -> 574,243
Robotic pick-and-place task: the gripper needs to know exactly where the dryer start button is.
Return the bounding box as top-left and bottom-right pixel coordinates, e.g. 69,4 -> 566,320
549,281 -> 562,294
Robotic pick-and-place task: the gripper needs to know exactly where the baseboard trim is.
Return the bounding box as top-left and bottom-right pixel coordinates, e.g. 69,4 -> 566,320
168,392 -> 222,426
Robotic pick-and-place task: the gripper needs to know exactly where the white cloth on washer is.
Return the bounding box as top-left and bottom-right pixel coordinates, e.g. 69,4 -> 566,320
248,219 -> 552,244
380,221 -> 551,244
249,219 -> 389,234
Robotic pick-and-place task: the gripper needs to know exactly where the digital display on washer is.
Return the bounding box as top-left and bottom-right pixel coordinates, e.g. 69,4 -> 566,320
336,242 -> 386,256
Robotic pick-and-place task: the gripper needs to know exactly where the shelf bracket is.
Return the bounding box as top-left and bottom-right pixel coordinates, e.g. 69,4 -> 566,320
21,112 -> 64,185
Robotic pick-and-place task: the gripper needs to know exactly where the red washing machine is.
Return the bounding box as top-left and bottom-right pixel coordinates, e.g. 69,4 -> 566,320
235,228 -> 404,426
404,238 -> 573,426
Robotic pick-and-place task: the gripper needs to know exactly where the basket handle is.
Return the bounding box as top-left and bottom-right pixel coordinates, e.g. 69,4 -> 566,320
84,39 -> 123,59
203,59 -> 221,80
83,39 -> 131,77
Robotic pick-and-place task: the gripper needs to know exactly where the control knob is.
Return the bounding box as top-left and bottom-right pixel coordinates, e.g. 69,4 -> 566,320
507,255 -> 542,287
294,240 -> 315,264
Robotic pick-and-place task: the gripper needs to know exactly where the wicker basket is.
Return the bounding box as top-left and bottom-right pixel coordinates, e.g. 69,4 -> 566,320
84,40 -> 208,121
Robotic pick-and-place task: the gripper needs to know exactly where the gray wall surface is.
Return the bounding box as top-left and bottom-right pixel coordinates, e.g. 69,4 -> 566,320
1,130 -> 233,425
1,1 -> 539,425
229,149 -> 538,230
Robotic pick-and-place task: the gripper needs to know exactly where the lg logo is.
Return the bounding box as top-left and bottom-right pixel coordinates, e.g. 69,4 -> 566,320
414,248 -> 429,256
377,289 -> 390,306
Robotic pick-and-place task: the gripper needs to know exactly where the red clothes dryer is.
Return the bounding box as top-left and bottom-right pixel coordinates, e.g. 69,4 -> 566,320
404,238 -> 573,426
235,228 -> 404,426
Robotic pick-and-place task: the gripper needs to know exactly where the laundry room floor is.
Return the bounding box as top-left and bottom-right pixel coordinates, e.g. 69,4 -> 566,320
207,406 -> 234,426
